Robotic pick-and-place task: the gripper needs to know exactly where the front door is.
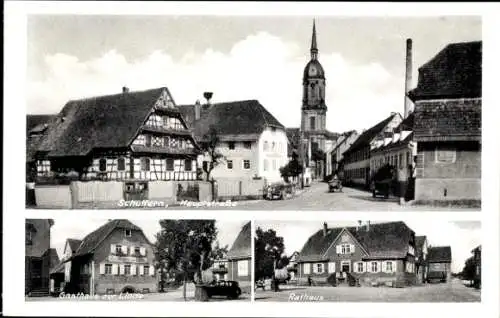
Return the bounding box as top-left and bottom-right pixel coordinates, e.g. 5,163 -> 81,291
30,259 -> 43,290
341,261 -> 351,273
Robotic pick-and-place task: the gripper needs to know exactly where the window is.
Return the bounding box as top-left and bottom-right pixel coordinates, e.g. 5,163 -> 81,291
263,159 -> 269,171
341,244 -> 351,254
385,261 -> 393,273
166,158 -> 174,171
310,117 -> 316,130
105,264 -> 112,275
163,136 -> 170,147
125,229 -> 132,237
116,245 -> 123,255
371,262 -> 378,273
303,263 -> 311,274
399,153 -> 403,168
185,159 -> 192,171
99,158 -> 107,172
124,264 -> 131,275
435,148 -> 456,163
134,247 -> 140,255
243,160 -> 251,170
238,260 -> 248,276
356,262 -> 364,273
271,127 -> 276,133
145,135 -> 152,147
228,142 -> 235,150
26,230 -> 33,245
117,158 -> 126,171
272,159 -> 277,171
227,160 -> 233,170
141,158 -> 150,171
263,141 -> 269,151
315,263 -> 324,274
143,265 -> 150,276
202,161 -> 209,172
244,141 -> 252,149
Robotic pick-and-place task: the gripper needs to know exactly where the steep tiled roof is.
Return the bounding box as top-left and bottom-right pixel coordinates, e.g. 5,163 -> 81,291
72,220 -> 146,259
227,221 -> 251,260
26,115 -> 56,163
409,41 -> 482,100
344,113 -> 399,155
34,87 -> 196,158
427,246 -> 452,263
415,236 -> 426,249
413,98 -> 481,142
179,100 -> 285,141
297,221 -> 415,262
27,114 -> 56,134
48,248 -> 60,271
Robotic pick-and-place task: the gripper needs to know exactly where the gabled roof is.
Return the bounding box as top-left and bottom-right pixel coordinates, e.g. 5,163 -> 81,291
71,219 -> 147,259
297,221 -> 414,262
427,246 -> 452,263
66,238 -> 83,253
344,113 -> 400,155
35,87 -> 191,157
48,248 -> 60,270
415,235 -> 427,249
26,115 -> 56,163
328,130 -> 358,154
179,100 -> 285,141
27,114 -> 56,134
409,41 -> 482,100
227,221 -> 251,260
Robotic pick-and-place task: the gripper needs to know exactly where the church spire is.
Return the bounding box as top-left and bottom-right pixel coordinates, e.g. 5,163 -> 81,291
310,19 -> 318,60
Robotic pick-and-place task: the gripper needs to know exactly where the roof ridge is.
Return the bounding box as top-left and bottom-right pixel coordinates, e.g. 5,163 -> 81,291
67,87 -> 166,103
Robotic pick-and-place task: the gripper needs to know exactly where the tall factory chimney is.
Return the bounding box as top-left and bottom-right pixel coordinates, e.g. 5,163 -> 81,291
404,38 -> 413,118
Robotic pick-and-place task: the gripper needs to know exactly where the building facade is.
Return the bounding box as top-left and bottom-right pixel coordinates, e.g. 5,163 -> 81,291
415,235 -> 429,284
226,221 -> 251,293
409,41 -> 482,204
427,246 -> 452,283
31,87 -> 200,185
61,219 -> 157,295
472,245 -> 481,289
343,113 -> 402,187
25,219 -> 55,296
297,221 -> 417,287
325,130 -> 359,178
180,99 -> 288,184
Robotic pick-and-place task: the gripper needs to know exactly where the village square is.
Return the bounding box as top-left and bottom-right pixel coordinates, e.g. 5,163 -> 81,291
25,16 -> 481,210
254,220 -> 481,302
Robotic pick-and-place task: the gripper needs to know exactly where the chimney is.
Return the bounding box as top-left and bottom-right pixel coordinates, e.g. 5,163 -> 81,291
323,222 -> 328,237
366,221 -> 370,232
357,220 -> 362,232
404,38 -> 413,118
194,100 -> 201,121
122,86 -> 130,94
203,92 -> 213,110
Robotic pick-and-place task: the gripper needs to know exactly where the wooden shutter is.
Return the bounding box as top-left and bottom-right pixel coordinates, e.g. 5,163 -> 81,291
328,262 -> 335,273
111,244 -> 116,254
350,244 -> 355,253
99,263 -> 105,274
119,264 -> 125,275
415,152 -> 424,178
112,264 -> 118,275
139,265 -> 144,275
122,245 -> 128,255
381,261 -> 387,273
336,245 -> 341,254
150,265 -> 155,276
140,247 -> 146,256
131,265 -> 137,276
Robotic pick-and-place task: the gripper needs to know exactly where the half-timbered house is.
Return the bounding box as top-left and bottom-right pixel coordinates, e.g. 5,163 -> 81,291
32,87 -> 200,184
296,221 -> 417,287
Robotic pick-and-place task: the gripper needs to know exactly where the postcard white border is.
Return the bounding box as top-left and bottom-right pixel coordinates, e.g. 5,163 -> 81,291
4,1 -> 500,317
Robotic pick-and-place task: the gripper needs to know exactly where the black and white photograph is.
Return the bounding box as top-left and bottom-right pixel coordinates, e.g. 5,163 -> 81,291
25,218 -> 251,302
254,220 -> 481,302
25,15 -> 481,211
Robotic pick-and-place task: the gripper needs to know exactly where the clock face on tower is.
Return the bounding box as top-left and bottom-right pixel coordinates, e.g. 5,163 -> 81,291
309,66 -> 317,76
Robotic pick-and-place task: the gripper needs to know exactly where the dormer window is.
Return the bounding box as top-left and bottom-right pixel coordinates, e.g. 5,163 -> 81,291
125,229 -> 132,237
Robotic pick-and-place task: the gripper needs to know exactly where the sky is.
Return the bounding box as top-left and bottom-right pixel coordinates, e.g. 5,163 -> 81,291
49,218 -> 247,260
27,15 -> 481,133
255,220 -> 481,273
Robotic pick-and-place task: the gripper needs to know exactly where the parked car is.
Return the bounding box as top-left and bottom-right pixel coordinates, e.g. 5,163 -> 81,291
264,182 -> 293,200
205,280 -> 241,299
328,178 -> 343,193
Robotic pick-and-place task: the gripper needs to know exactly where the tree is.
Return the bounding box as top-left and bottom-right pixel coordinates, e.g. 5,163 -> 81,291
200,126 -> 225,182
279,150 -> 304,183
155,220 -> 218,300
254,227 -> 285,281
210,241 -> 229,260
461,256 -> 476,285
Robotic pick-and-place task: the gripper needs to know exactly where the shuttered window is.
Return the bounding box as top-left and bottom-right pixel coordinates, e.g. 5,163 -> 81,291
117,158 -> 126,171
104,264 -> 112,275
99,159 -> 107,172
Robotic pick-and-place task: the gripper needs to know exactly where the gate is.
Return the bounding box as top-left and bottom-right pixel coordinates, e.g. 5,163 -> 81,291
124,182 -> 149,200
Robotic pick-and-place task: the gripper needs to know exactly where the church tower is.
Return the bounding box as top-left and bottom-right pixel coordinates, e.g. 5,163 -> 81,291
301,20 -> 327,151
